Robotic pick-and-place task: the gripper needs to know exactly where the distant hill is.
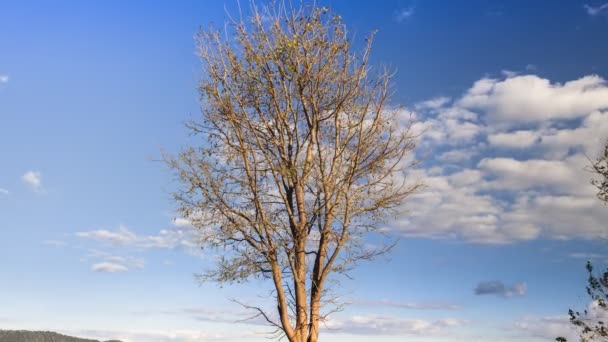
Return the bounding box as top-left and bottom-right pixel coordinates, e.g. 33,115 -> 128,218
0,330 -> 122,342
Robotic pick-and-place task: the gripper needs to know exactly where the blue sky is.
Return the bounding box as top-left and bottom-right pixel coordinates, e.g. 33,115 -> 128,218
1,1 -> 608,341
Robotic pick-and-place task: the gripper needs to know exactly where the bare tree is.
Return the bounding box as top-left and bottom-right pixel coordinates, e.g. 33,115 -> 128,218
558,141 -> 608,342
591,141 -> 608,204
165,3 -> 419,342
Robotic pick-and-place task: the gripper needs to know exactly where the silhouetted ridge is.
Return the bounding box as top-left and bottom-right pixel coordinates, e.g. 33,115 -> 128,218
0,330 -> 122,342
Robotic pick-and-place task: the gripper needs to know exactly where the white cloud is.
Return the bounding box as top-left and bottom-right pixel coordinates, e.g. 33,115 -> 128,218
76,225 -> 137,245
74,225 -> 200,272
584,3 -> 608,16
140,229 -> 198,249
0,75 -> 8,84
395,7 -> 414,22
62,328 -> 258,342
505,194 -> 608,240
353,299 -> 461,310
512,305 -> 608,342
91,262 -> 129,273
394,73 -> 608,244
0,188 -> 9,195
415,96 -> 451,110
146,306 -> 261,325
458,74 -> 608,124
173,217 -> 192,227
513,316 -> 577,341
76,225 -> 198,250
539,110 -> 608,158
411,115 -> 482,146
22,171 -> 42,191
325,314 -> 466,336
437,149 -> 477,162
487,130 -> 539,148
84,250 -> 145,272
477,157 -> 581,193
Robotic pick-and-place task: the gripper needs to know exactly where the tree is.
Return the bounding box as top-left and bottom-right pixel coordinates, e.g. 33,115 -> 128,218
566,261 -> 608,341
591,141 -> 608,204
559,141 -> 608,341
165,3 -> 419,342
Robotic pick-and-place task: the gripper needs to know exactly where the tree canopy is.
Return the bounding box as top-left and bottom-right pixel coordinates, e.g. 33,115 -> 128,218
165,3 -> 419,342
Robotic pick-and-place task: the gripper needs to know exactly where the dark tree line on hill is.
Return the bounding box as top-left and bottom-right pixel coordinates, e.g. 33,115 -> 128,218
0,330 -> 122,342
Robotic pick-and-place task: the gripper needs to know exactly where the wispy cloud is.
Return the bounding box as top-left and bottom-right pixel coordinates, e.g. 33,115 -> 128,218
91,262 -> 129,273
74,225 -> 200,272
76,225 -> 198,250
61,328 -> 257,342
395,7 -> 414,22
43,239 -> 66,247
76,225 -> 137,245
22,171 -> 42,192
568,252 -> 608,261
0,188 -> 9,195
474,281 -> 527,297
513,316 -> 579,341
0,75 -> 8,84
584,3 -> 608,16
137,306 -> 258,325
415,96 -> 451,110
325,314 -> 466,336
85,250 -> 145,273
352,299 -> 461,310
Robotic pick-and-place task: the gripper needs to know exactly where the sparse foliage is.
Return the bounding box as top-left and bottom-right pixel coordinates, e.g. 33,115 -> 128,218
559,141 -> 608,342
591,141 -> 608,204
165,3 -> 418,342
566,261 -> 608,341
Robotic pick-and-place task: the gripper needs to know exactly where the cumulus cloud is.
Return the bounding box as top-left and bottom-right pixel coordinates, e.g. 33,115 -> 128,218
487,130 -> 539,148
457,75 -> 608,124
392,73 -> 608,244
437,149 -> 477,162
22,171 -> 42,191
474,281 -> 527,297
584,3 -> 608,16
478,157 -> 581,193
415,96 -> 451,110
